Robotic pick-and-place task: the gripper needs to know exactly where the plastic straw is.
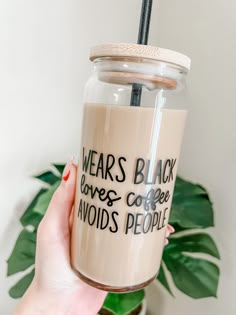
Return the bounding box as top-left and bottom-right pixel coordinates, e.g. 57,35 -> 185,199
130,0 -> 153,106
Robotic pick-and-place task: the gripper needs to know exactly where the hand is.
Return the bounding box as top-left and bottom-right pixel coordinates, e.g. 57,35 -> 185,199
14,159 -> 174,315
14,159 -> 107,315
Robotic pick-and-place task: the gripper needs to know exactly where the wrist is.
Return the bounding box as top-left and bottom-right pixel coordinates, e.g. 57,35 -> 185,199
14,279 -> 107,315
14,281 -> 51,315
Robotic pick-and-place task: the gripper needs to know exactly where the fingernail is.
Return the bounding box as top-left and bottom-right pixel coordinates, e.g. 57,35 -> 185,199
62,157 -> 74,181
165,230 -> 170,238
164,238 -> 169,246
167,225 -> 175,234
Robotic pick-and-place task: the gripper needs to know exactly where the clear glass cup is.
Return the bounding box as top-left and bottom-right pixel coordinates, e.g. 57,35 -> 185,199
71,43 -> 191,292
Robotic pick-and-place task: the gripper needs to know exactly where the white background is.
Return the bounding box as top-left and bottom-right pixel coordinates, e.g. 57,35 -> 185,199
0,0 -> 235,314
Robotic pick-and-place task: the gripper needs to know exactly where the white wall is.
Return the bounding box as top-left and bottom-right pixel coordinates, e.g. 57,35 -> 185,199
0,0 -> 235,314
153,0 -> 236,314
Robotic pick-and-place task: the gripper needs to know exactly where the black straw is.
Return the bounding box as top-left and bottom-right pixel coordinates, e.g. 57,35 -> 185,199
130,0 -> 153,106
137,0 -> 153,45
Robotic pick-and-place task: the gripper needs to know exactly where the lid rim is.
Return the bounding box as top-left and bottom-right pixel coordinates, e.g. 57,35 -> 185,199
90,43 -> 191,71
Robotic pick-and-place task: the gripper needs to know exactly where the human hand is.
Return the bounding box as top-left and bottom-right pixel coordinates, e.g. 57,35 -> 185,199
14,159 -> 107,315
14,159 -> 174,315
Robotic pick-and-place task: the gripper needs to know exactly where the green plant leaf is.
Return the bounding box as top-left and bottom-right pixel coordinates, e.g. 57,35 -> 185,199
157,263 -> 173,296
33,182 -> 60,215
7,230 -> 36,276
53,164 -> 65,176
163,251 -> 219,298
20,188 -> 46,227
174,177 -> 207,197
170,223 -> 192,233
102,290 -> 145,315
35,171 -> 60,185
9,269 -> 35,298
170,177 -> 214,229
168,233 -> 220,259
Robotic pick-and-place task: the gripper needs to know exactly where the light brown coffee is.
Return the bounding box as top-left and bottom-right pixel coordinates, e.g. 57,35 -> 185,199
71,103 -> 186,291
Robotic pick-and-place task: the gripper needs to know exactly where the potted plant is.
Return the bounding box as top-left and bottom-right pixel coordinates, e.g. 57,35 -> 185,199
7,164 -> 220,315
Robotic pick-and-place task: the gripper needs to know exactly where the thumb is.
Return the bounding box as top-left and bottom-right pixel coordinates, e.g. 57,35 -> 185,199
35,159 -> 77,285
37,158 -> 77,243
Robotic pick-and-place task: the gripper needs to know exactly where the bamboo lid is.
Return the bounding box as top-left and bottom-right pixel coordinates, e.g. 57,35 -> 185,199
90,43 -> 191,71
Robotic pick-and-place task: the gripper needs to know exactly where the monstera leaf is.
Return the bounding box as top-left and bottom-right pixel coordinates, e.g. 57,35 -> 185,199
170,177 -> 214,229
100,290 -> 145,315
7,165 -> 220,315
158,177 -> 219,298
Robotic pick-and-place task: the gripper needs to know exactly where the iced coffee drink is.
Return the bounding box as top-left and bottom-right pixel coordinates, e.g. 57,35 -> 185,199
71,43 -> 191,292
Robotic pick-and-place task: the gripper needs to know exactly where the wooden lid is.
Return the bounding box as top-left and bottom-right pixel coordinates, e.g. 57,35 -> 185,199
90,43 -> 191,70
